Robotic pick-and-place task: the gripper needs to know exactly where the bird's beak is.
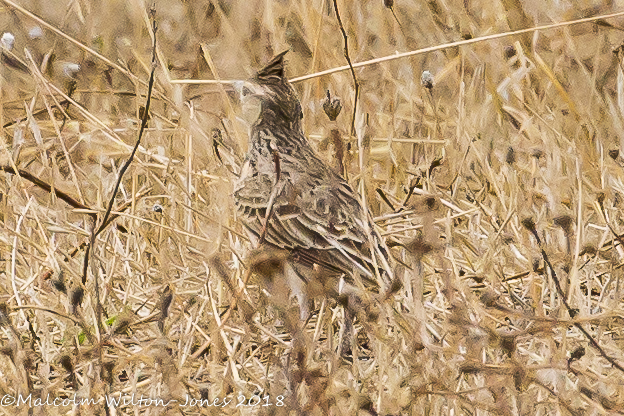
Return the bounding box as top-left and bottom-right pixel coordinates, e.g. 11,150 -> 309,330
232,80 -> 245,95
233,81 -> 267,101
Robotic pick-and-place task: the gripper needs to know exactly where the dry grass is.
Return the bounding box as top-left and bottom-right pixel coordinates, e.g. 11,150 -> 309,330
1,0 -> 624,414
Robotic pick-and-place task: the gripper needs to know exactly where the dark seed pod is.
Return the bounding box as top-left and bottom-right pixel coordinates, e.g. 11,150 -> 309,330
554,215 -> 573,236
609,149 -> 619,160
569,346 -> 585,362
59,355 -> 74,373
504,45 -> 517,59
506,146 -> 515,164
322,90 -> 342,121
421,70 -> 434,90
70,287 -> 84,310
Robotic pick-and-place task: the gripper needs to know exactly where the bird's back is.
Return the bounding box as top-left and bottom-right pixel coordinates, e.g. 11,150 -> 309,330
236,123 -> 383,283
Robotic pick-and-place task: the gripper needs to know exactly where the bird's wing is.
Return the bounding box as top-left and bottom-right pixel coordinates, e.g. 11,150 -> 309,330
236,143 -> 379,278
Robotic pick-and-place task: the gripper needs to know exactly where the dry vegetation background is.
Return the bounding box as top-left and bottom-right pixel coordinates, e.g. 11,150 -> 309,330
2,0 -> 624,414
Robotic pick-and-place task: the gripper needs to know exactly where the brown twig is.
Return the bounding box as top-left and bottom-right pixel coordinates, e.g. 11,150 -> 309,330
522,218 -> 624,374
401,177 -> 421,208
82,15 -> 158,284
383,0 -> 405,35
13,305 -> 82,325
0,165 -> 94,216
332,0 -> 359,137
78,12 -> 158,390
376,188 -> 396,211
2,99 -> 70,129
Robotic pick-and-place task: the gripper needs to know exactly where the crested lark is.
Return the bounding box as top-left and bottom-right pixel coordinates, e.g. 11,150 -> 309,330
234,52 -> 389,308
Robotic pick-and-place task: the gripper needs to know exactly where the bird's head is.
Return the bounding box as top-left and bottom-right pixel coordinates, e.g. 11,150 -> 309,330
234,51 -> 303,130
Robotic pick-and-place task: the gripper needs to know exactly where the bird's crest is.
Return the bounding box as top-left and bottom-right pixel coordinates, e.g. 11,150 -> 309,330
255,50 -> 289,82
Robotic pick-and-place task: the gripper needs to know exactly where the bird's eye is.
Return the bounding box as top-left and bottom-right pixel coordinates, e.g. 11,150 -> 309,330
242,87 -> 252,97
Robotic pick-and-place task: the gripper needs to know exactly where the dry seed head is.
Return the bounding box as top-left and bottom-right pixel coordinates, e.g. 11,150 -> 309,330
62,62 -> 81,78
0,347 -> 14,362
1,32 -> 14,50
424,196 -> 439,211
480,290 -> 499,307
521,217 -> 536,234
569,346 -> 585,362
531,148 -> 544,159
102,361 -> 115,385
70,287 -> 84,310
504,45 -> 517,59
405,235 -> 435,258
113,316 -> 132,334
459,363 -> 480,375
609,149 -> 619,160
52,277 -> 66,293
502,233 -> 514,244
59,355 -> 74,373
553,215 -> 573,236
506,146 -> 516,164
388,278 -> 403,295
499,335 -> 517,356
158,286 -> 173,320
249,247 -> 288,278
408,194 -> 441,214
0,303 -> 9,326
513,366 -> 527,391
421,70 -> 434,89
322,90 -> 342,121
579,244 -> 597,256
28,26 -> 43,39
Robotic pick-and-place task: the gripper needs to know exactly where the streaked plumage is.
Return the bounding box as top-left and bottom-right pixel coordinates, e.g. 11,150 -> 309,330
234,52 -> 388,291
